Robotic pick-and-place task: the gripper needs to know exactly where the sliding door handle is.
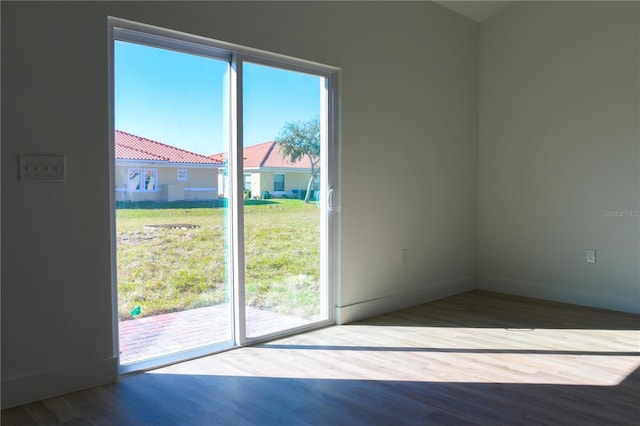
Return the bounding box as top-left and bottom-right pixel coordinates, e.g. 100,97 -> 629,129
327,187 -> 335,211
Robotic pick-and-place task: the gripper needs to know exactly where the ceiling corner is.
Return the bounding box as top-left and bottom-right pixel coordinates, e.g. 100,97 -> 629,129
433,1 -> 514,23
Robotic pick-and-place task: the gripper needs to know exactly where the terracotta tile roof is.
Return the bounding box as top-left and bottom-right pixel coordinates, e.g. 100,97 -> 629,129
208,153 -> 226,163
115,130 -> 222,165
208,141 -> 312,169
115,143 -> 166,161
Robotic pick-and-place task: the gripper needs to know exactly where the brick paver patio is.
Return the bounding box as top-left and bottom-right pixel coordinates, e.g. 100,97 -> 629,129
119,304 -> 312,364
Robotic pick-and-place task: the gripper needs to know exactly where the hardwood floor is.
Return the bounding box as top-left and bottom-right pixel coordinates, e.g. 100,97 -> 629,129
3,290 -> 639,425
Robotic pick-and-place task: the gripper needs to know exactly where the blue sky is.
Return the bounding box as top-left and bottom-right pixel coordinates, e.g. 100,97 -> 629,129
115,41 -> 320,155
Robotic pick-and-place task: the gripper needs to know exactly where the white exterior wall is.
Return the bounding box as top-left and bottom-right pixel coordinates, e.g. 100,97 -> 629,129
114,162 -> 219,202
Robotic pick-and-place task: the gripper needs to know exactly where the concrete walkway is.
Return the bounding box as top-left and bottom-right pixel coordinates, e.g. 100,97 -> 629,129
119,304 -> 312,365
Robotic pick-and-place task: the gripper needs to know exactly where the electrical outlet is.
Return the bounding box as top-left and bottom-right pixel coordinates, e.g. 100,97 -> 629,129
401,248 -> 408,264
586,249 -> 596,264
19,155 -> 66,181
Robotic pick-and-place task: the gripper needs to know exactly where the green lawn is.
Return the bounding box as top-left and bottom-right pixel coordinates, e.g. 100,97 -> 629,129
116,199 -> 320,321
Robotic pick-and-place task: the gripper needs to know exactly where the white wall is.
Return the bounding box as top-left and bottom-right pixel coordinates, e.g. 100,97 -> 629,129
1,1 -> 479,407
478,1 -> 640,313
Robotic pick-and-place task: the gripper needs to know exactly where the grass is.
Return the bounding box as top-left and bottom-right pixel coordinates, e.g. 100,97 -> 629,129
116,199 -> 320,321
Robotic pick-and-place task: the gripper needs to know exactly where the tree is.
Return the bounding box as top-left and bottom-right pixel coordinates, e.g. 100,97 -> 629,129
276,117 -> 320,203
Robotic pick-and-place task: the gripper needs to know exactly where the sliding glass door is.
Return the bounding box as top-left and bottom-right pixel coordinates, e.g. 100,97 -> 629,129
113,39 -> 232,369
242,63 -> 330,338
110,19 -> 336,371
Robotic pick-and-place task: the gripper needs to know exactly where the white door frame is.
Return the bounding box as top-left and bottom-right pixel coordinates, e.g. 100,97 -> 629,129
108,17 -> 339,372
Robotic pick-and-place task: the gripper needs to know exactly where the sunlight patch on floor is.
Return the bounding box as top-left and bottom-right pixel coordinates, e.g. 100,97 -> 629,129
148,324 -> 640,387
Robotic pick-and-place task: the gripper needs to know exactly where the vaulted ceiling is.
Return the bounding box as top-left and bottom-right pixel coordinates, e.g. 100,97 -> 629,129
433,1 -> 514,23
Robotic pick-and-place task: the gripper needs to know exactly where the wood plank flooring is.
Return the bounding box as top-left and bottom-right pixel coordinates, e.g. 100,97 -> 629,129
3,290 -> 639,425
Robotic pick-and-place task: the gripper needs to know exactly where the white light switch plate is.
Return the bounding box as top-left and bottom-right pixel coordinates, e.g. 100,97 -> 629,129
19,155 -> 66,181
586,249 -> 596,264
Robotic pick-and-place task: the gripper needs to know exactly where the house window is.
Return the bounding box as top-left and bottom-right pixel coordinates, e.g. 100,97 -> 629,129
274,173 -> 285,192
243,174 -> 252,191
144,169 -> 157,191
177,169 -> 188,181
127,168 -> 142,191
127,168 -> 157,191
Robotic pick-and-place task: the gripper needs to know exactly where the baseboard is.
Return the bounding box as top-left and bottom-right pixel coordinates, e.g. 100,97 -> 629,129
336,277 -> 476,324
1,357 -> 118,409
478,276 -> 640,314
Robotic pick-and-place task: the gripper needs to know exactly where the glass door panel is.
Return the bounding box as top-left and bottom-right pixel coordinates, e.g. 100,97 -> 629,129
112,21 -> 336,372
114,40 -> 231,366
242,62 -> 328,339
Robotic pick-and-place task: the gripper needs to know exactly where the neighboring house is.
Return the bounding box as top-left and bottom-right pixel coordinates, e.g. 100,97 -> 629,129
115,130 -> 223,202
210,141 -> 315,198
